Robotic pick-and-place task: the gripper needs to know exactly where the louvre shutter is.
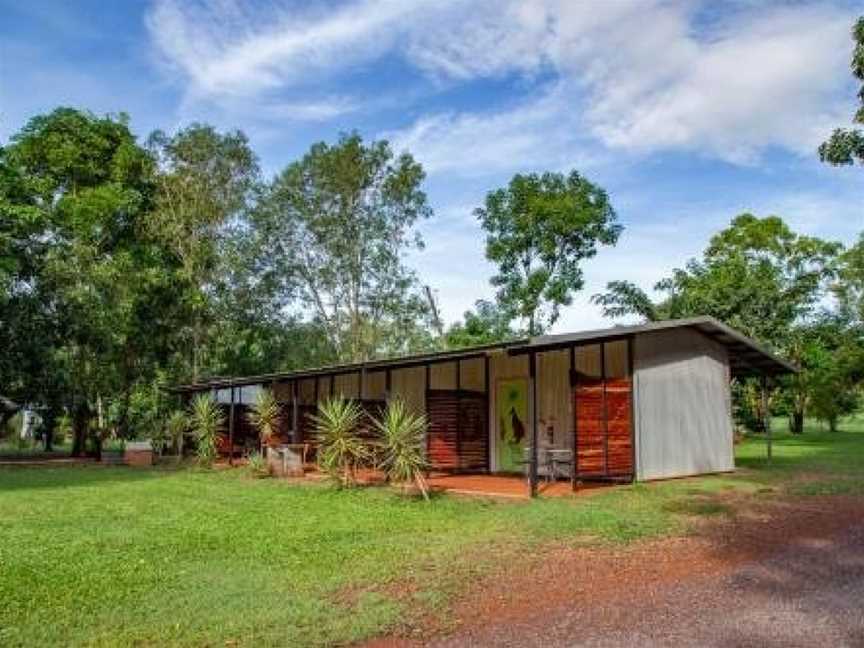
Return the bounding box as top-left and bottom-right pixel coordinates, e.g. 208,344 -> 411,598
427,391 -> 460,470
427,390 -> 489,472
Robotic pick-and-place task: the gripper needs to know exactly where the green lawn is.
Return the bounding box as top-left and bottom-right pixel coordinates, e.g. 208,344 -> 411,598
1,417 -> 862,647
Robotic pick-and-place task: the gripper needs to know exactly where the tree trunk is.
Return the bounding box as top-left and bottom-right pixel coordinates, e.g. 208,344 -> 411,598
93,433 -> 102,462
789,409 -> 804,435
71,403 -> 91,457
41,409 -> 55,452
0,410 -> 13,434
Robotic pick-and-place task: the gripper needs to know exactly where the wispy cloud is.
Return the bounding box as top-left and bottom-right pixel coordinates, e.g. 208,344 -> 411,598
382,86 -> 607,176
146,0 -> 425,97
147,0 -> 856,161
386,1 -> 856,172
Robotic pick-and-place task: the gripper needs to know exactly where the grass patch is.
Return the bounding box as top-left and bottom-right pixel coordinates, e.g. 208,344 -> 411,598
663,497 -> 733,517
1,414 -> 863,646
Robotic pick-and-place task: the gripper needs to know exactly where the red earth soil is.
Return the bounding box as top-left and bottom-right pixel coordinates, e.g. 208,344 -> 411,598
361,493 -> 864,647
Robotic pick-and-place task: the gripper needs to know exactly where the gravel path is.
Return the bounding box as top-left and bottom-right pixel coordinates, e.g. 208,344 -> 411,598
424,499 -> 864,648
432,522 -> 864,647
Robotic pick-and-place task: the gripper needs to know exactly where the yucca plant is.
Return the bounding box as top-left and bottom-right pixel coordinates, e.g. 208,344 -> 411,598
373,399 -> 431,500
311,397 -> 369,487
148,419 -> 171,457
188,394 -> 224,466
246,389 -> 281,449
166,410 -> 188,460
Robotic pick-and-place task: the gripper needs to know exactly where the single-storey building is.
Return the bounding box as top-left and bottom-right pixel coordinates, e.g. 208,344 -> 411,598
170,317 -> 794,495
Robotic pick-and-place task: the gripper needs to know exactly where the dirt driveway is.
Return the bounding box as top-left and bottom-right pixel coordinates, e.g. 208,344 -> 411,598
370,495 -> 864,647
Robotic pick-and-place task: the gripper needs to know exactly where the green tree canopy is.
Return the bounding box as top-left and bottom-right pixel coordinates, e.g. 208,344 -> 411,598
256,132 -> 433,362
445,300 -> 523,348
819,16 -> 864,166
146,124 -> 260,380
594,214 -> 840,347
0,108 -> 177,450
779,316 -> 864,433
477,170 -> 620,335
834,234 -> 864,324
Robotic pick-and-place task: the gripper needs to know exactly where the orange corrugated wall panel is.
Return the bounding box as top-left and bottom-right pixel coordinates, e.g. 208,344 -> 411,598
574,377 -> 633,478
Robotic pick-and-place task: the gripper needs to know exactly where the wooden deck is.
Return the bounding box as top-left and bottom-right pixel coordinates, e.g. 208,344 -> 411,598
426,473 -> 613,499
289,468 -> 615,499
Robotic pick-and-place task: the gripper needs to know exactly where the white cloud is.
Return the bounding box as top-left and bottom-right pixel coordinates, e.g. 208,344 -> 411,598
387,0 -> 856,169
147,0 -> 408,96
382,87 -> 606,175
581,4 -> 853,161
146,0 -> 858,163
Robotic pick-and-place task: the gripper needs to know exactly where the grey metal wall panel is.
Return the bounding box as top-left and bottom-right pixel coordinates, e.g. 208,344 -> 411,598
633,328 -> 734,481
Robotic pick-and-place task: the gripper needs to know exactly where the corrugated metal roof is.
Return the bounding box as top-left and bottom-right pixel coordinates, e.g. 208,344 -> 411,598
168,316 -> 794,393
511,316 -> 798,377
167,338 -> 529,393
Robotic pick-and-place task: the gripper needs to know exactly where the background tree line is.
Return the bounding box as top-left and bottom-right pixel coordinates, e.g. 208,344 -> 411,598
2,16 -> 862,451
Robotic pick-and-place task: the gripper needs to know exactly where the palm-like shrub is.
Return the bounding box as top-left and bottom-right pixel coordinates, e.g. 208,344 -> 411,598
188,394 -> 224,466
373,399 -> 430,499
246,389 -> 281,448
311,397 -> 368,487
148,422 -> 171,456
166,410 -> 188,459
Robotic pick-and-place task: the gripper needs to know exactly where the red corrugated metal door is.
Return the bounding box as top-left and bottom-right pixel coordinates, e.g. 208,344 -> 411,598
574,377 -> 606,476
573,375 -> 633,479
605,377 -> 633,476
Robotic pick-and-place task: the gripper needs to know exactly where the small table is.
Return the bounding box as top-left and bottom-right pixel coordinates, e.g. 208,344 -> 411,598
546,449 -> 573,480
523,447 -> 572,482
270,443 -> 309,477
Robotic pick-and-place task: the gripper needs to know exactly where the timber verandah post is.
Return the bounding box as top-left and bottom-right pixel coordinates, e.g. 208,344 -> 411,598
570,344 -> 577,491
761,374 -> 772,462
291,381 -> 300,444
228,385 -> 235,466
484,354 -> 490,473
529,351 -> 539,498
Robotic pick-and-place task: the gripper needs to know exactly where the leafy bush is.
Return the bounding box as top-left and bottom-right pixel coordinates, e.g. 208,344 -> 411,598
245,450 -> 270,478
372,399 -> 430,499
188,394 -> 224,466
311,397 -> 368,487
149,425 -> 171,456
246,389 -> 280,447
54,414 -> 72,444
733,381 -> 768,434
2,412 -> 23,441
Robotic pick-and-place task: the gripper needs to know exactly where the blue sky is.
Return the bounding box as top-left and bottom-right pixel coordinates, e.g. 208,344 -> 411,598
2,0 -> 863,331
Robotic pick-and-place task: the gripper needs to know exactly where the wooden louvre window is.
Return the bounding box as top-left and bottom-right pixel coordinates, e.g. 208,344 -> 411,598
426,390 -> 488,472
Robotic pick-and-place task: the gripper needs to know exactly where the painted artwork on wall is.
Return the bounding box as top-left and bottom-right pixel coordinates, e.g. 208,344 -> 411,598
497,378 -> 528,472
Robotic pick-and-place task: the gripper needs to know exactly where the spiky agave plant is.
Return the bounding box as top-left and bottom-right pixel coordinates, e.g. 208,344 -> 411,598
373,399 -> 430,500
188,394 -> 224,466
311,397 -> 368,487
246,389 -> 281,449
166,410 -> 188,460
